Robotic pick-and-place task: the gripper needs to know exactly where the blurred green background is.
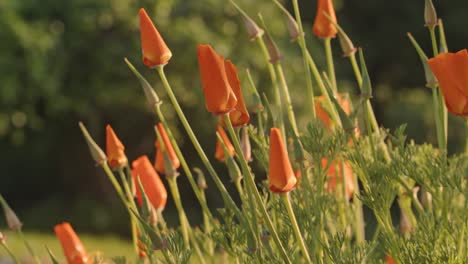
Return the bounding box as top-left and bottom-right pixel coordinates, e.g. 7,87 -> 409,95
0,0 -> 467,243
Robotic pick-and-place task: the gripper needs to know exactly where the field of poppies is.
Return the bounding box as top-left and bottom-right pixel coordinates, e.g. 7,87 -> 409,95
1,0 -> 467,263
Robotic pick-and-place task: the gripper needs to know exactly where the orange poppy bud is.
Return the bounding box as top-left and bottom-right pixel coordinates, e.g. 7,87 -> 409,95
154,123 -> 180,174
139,8 -> 172,67
385,254 -> 396,264
198,44 -> 237,114
427,49 -> 468,116
312,0 -> 338,39
106,125 -> 128,169
54,222 -> 90,264
132,156 -> 167,210
268,128 -> 297,193
225,60 -> 250,126
322,158 -> 354,200
215,126 -> 235,162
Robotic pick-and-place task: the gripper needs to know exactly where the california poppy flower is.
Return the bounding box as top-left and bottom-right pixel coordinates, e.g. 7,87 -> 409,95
428,49 -> 468,116
385,254 -> 396,264
312,0 -> 338,38
215,126 -> 235,162
322,158 -> 354,200
106,125 -> 128,169
154,123 -> 180,174
132,155 -> 167,210
314,93 -> 360,137
225,60 -> 250,126
198,44 -> 237,114
269,128 -> 297,193
139,8 -> 172,67
54,222 -> 89,264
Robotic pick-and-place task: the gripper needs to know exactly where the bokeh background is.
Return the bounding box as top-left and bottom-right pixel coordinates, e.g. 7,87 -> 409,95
1,0 -> 467,245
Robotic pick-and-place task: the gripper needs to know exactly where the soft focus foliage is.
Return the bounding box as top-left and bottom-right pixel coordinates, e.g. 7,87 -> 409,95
0,0 -> 467,234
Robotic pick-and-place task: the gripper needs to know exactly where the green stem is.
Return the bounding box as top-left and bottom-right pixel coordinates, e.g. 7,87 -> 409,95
117,169 -> 139,254
155,66 -> 241,222
17,230 -> 40,264
167,177 -> 190,248
352,166 -> 365,244
304,49 -> 341,126
234,179 -> 244,199
275,63 -> 298,135
324,38 -> 337,93
223,115 -> 291,263
465,118 -> 468,154
290,0 -> 317,119
257,37 -> 286,138
154,105 -> 213,221
199,188 -> 214,255
101,163 -> 128,207
0,242 -> 20,264
432,87 -> 445,150
349,53 -> 391,162
281,193 -> 312,263
457,220 -> 466,263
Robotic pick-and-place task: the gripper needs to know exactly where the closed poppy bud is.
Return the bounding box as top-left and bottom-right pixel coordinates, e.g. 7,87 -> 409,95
427,49 -> 468,116
268,128 -> 297,193
132,156 -> 168,210
399,208 -> 413,235
285,12 -> 302,41
139,8 -> 172,67
225,60 -> 250,126
322,159 -> 354,200
198,44 -> 238,114
240,127 -> 252,162
0,195 -> 22,231
424,0 -> 438,28
106,125 -> 128,169
0,232 -> 5,244
264,33 -> 283,64
79,122 -> 107,165
154,123 -> 180,175
54,222 -> 90,264
385,255 -> 396,264
338,30 -> 357,57
215,126 -> 235,162
313,0 -> 338,38
231,0 -> 264,40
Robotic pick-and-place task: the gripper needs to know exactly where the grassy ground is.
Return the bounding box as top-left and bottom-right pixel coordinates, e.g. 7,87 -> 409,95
0,231 -> 134,263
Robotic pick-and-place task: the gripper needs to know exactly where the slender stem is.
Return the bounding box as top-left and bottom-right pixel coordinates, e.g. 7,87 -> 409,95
101,163 -> 128,207
167,177 -> 190,248
155,66 -> 241,222
281,193 -> 312,263
304,49 -> 341,126
154,105 -> 213,221
118,169 -> 139,254
324,38 -> 337,93
257,37 -> 286,138
352,167 -> 365,244
457,224 -> 466,264
349,53 -> 391,162
429,28 -> 439,56
1,242 -> 20,264
234,179 -> 244,199
199,188 -> 214,255
275,63 -> 298,135
223,115 -> 291,263
17,230 -> 40,264
291,0 -> 317,120
432,87 -> 445,150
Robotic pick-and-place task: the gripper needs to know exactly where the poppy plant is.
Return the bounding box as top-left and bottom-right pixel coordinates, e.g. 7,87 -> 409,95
315,94 -> 360,137
427,49 -> 468,116
268,128 -> 297,193
154,123 -> 180,174
225,60 -> 250,126
322,158 -> 355,200
312,0 -> 338,38
198,44 -> 238,114
139,8 -> 172,67
106,125 -> 128,169
215,125 -> 235,162
54,222 -> 89,264
132,155 -> 168,210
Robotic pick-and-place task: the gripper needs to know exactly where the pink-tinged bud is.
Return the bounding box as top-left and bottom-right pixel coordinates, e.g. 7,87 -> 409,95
420,189 -> 433,210
0,196 -> 22,231
231,1 -> 264,40
194,168 -> 208,190
338,30 -> 357,57
0,232 -> 6,244
424,0 -> 438,28
285,12 -> 302,41
264,33 -> 283,64
78,122 -> 107,165
399,208 -> 413,236
240,127 -> 252,162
